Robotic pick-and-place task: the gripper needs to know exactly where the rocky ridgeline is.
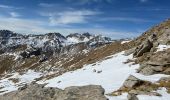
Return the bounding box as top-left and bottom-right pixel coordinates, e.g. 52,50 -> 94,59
0,30 -> 111,54
111,19 -> 170,99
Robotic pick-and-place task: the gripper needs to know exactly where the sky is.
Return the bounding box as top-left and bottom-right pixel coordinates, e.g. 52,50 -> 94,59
0,0 -> 170,39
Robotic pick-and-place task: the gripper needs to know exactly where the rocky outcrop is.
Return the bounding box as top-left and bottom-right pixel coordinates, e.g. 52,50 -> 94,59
114,19 -> 170,99
133,39 -> 153,57
0,83 -> 108,100
137,49 -> 170,75
111,75 -> 160,98
20,48 -> 42,59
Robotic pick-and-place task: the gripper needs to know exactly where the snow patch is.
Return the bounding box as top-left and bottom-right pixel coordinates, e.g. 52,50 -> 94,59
121,40 -> 131,44
0,70 -> 42,95
132,73 -> 170,83
156,45 -> 170,52
138,88 -> 170,100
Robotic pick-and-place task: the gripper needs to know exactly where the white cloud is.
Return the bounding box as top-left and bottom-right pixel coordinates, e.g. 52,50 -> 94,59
10,12 -> 20,17
0,4 -> 22,9
0,4 -> 13,9
43,10 -> 100,25
49,14 -> 86,25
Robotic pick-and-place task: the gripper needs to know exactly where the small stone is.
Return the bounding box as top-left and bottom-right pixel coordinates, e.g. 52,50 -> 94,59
93,69 -> 96,72
97,70 -> 102,73
127,93 -> 139,100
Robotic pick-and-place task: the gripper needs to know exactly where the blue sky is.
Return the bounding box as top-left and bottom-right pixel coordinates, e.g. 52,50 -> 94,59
0,0 -> 170,39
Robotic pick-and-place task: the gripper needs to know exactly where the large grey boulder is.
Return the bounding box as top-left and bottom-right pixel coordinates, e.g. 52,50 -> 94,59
137,64 -> 164,75
0,83 -> 108,100
133,39 -> 153,57
123,75 -> 143,88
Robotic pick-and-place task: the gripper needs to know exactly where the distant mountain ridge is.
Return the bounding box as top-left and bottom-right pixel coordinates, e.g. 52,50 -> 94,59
0,30 -> 112,48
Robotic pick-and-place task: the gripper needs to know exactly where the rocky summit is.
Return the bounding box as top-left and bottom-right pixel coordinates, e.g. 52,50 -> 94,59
0,19 -> 170,100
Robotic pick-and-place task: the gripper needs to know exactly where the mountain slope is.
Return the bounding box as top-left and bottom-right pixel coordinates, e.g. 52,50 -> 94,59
0,19 -> 170,100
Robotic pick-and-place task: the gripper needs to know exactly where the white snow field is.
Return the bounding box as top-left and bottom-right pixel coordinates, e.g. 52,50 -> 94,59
38,52 -> 139,93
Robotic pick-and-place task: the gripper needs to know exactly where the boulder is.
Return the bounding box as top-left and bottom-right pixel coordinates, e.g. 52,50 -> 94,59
123,75 -> 143,88
0,83 -> 108,100
127,93 -> 138,100
133,39 -> 153,57
137,64 -> 164,75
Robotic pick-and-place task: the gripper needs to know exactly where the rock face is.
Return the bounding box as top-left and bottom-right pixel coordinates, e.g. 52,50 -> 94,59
115,19 -> 170,99
137,49 -> 170,75
133,39 -> 153,57
0,83 -> 108,100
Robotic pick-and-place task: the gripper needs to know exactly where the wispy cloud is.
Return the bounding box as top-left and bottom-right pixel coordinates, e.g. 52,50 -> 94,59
49,14 -> 86,25
66,0 -> 112,4
101,17 -> 152,23
40,10 -> 100,25
0,16 -> 47,34
0,4 -> 22,9
10,12 -> 20,17
0,4 -> 13,9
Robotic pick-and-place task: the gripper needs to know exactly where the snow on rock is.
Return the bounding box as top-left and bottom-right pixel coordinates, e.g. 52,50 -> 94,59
38,52 -> 139,94
121,40 -> 131,44
0,70 -> 42,95
132,73 -> 170,83
106,93 -> 128,100
67,37 -> 90,43
156,45 -> 170,52
138,88 -> 170,100
4,53 -> 20,60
